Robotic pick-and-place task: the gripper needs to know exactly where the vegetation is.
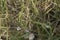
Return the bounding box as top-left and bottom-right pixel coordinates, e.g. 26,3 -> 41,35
0,0 -> 60,40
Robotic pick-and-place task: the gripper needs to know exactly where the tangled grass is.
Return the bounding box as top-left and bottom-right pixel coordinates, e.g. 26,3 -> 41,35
0,0 -> 60,40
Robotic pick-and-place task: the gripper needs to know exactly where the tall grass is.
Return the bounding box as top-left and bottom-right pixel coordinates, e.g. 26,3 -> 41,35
0,0 -> 60,40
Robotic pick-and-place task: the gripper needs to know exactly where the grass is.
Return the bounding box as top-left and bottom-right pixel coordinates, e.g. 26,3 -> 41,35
0,0 -> 60,40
